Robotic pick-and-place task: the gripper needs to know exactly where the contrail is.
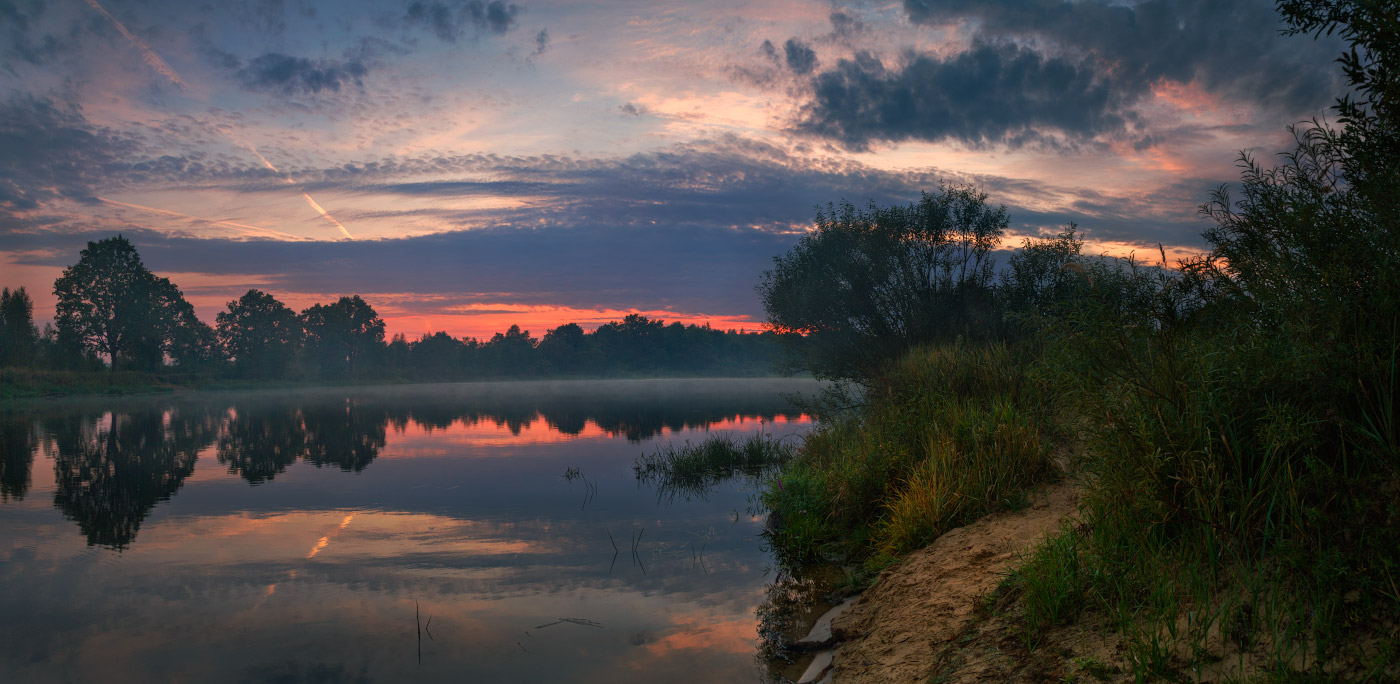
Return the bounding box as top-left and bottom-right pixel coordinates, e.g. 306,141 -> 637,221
300,192 -> 354,240
97,197 -> 307,241
239,141 -> 355,240
82,0 -> 355,240
82,0 -> 189,90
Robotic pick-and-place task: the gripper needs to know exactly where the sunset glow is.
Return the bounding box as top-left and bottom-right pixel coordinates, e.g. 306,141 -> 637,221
0,0 -> 1342,336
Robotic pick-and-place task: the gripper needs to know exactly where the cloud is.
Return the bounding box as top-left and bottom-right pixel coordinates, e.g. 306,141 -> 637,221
618,102 -> 646,117
0,0 -> 72,67
783,38 -> 817,75
824,10 -> 865,44
404,0 -> 520,42
797,0 -> 1343,148
532,28 -> 549,56
0,95 -> 141,209
798,43 -> 1127,149
235,53 -> 369,95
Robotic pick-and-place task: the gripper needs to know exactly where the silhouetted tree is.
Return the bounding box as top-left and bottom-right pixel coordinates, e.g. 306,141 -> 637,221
759,184 -> 1006,380
217,289 -> 302,377
301,296 -> 385,376
481,324 -> 537,375
52,236 -> 201,370
538,322 -> 593,374
409,331 -> 465,377
0,286 -> 37,367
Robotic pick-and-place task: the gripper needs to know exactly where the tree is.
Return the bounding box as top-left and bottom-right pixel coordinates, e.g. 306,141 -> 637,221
594,314 -> 664,373
538,322 -> 590,374
409,331 -> 465,377
216,290 -> 301,377
0,286 -> 38,367
300,295 -> 385,376
758,184 -> 1007,380
52,236 -> 201,370
481,324 -> 537,375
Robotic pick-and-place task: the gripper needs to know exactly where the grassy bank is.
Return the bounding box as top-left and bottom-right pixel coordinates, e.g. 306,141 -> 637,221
754,288 -> 1399,680
761,341 -> 1060,571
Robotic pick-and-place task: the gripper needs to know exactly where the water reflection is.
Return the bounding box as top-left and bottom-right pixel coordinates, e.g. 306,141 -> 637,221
2,379 -> 808,550
0,378 -> 818,684
51,408 -> 217,549
0,418 -> 35,501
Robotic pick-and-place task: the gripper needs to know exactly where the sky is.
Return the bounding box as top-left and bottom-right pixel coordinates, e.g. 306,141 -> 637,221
0,0 -> 1346,339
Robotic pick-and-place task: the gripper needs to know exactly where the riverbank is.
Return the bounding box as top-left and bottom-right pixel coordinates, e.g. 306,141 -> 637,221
757,335 -> 1399,682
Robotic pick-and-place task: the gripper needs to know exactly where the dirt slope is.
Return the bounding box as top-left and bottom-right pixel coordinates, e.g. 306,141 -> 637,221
823,480 -> 1125,683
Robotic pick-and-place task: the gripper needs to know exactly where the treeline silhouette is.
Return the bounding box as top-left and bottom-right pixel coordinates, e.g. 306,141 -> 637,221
0,238 -> 783,384
0,381 -> 805,549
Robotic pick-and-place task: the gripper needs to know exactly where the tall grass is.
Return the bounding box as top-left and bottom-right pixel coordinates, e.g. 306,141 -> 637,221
997,257 -> 1400,680
762,341 -> 1058,568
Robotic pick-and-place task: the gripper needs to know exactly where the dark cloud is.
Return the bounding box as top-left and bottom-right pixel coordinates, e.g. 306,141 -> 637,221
799,43 -> 1127,149
783,38 -> 817,75
404,0 -> 520,42
532,28 -> 549,56
0,96 -> 141,209
618,102 -> 646,117
798,0 -> 1343,148
235,53 -> 368,95
286,136 -> 1210,248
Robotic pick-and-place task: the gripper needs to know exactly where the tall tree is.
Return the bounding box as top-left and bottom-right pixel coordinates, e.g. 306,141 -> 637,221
300,296 -> 385,376
216,290 -> 301,377
0,286 -> 38,367
52,236 -> 200,370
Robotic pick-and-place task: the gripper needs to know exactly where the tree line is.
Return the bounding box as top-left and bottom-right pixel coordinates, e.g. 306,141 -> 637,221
0,236 -> 782,381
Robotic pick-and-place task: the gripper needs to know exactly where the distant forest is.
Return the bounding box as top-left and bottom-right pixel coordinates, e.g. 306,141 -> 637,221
0,236 -> 783,383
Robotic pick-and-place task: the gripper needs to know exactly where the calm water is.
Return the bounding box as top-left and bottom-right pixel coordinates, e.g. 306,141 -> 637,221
0,378 -> 820,683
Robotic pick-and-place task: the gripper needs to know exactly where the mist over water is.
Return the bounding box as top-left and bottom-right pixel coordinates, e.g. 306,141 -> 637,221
0,378 -> 821,683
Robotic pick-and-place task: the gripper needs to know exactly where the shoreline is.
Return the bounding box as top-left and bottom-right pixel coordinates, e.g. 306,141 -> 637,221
0,370 -> 810,402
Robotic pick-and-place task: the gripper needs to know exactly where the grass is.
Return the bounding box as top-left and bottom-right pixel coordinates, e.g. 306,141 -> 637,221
761,341 -> 1059,570
633,432 -> 796,502
758,300 -> 1399,680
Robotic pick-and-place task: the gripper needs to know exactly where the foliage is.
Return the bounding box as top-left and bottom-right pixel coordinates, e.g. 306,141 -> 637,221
300,295 -> 386,377
51,236 -> 205,371
216,290 -> 301,377
758,184 -> 1007,380
762,341 -> 1056,567
0,286 -> 37,367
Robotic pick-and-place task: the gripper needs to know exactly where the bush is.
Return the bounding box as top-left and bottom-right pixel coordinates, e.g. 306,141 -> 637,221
758,184 -> 1007,381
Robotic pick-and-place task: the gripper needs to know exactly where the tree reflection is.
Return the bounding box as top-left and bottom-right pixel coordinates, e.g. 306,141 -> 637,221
7,381 -> 811,551
0,417 -> 36,501
217,404 -> 305,484
301,401 -> 386,472
50,409 -> 217,549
